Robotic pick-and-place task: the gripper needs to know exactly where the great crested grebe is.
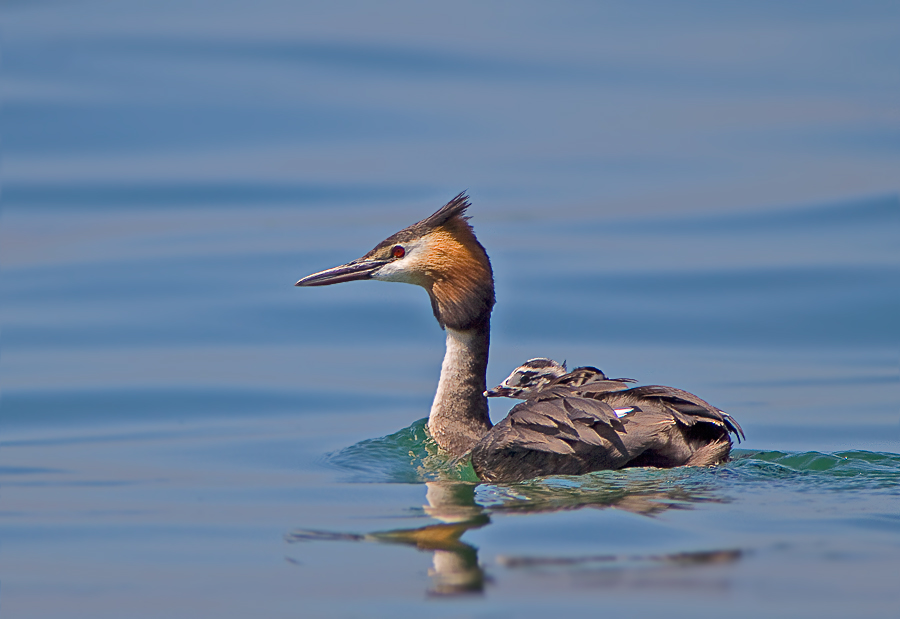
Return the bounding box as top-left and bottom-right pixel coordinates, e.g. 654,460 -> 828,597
296,194 -> 743,483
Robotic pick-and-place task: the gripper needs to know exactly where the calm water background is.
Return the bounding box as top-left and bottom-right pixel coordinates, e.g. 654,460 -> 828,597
2,1 -> 899,617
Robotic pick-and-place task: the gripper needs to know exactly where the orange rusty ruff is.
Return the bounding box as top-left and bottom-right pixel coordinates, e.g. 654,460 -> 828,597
421,216 -> 491,312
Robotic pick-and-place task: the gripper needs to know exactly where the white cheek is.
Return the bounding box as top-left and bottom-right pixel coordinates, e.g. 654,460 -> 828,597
372,260 -> 418,283
370,238 -> 431,284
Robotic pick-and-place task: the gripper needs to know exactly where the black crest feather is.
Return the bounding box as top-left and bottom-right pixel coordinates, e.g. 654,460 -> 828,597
417,192 -> 471,230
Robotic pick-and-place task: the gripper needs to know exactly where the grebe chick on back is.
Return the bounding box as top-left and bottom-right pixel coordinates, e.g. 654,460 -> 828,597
483,358 -> 571,399
484,358 -> 636,399
296,194 -> 744,483
486,358 -> 639,418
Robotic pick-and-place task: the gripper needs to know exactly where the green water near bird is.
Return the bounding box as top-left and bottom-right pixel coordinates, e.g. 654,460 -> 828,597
328,417 -> 900,491
2,1 -> 899,617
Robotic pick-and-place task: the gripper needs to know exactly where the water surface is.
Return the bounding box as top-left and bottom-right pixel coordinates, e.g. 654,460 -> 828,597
2,1 -> 899,617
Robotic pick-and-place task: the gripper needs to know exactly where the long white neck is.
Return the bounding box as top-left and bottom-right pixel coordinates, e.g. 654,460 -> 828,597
428,320 -> 493,456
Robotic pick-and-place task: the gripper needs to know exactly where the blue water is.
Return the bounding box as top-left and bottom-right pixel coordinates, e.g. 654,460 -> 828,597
2,1 -> 899,617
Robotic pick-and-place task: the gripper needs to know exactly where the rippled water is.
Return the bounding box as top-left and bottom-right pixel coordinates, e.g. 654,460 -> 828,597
2,1 -> 899,617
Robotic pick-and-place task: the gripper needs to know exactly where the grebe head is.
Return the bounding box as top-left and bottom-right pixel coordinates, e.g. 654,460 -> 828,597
485,358 -> 568,399
296,193 -> 494,331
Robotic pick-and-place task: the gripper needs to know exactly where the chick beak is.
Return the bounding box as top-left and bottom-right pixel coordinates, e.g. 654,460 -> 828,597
484,385 -> 514,398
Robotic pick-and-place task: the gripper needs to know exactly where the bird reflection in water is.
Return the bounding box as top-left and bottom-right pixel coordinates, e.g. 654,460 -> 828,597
285,476 -> 740,596
287,483 -> 488,596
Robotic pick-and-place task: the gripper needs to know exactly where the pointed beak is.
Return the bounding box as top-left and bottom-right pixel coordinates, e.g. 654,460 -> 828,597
295,259 -> 388,287
484,385 -> 514,398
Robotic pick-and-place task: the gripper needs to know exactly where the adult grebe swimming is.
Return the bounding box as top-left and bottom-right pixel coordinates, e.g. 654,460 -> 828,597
296,194 -> 743,482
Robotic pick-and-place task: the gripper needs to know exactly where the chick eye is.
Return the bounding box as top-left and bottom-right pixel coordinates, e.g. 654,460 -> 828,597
391,245 -> 406,258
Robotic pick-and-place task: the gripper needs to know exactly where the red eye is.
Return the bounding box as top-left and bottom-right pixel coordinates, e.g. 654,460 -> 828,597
392,245 -> 405,258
